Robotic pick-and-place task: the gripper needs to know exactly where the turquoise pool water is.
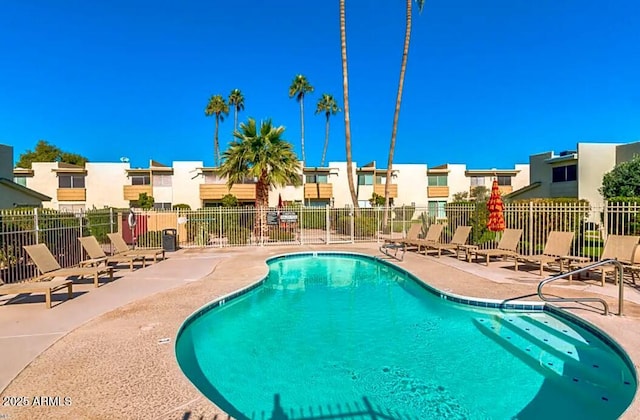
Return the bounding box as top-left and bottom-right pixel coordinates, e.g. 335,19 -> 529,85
176,253 -> 636,420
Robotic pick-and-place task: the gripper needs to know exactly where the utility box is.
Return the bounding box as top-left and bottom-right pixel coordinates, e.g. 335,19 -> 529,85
162,228 -> 178,252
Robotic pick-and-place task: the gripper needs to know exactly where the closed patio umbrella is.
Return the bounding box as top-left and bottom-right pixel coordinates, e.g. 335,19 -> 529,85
487,179 -> 505,232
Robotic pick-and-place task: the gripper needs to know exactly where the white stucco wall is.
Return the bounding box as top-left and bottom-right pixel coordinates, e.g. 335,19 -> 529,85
577,143 -> 619,207
26,163 -> 58,209
394,164 -> 428,207
329,161 -> 356,207
171,161 -> 203,210
85,162 -> 130,209
445,164 -> 469,199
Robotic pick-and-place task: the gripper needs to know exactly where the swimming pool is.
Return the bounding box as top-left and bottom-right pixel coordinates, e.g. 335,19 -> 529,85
176,252 -> 637,419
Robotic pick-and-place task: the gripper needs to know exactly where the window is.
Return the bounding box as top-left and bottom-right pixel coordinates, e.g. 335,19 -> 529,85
357,174 -> 373,185
58,174 -> 85,188
470,176 -> 485,187
305,174 -> 328,183
131,175 -> 151,185
375,175 -> 387,185
428,175 -> 448,186
14,177 -> 27,187
358,200 -> 372,208
497,176 -> 511,186
153,202 -> 172,210
153,174 -> 172,187
552,164 -> 577,183
428,200 -> 446,219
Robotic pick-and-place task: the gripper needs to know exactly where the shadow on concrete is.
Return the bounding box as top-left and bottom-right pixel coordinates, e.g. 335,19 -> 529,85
182,395 -> 413,420
0,290 -> 88,308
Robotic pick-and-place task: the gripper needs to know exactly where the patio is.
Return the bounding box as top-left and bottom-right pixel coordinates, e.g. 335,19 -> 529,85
1,244 -> 640,419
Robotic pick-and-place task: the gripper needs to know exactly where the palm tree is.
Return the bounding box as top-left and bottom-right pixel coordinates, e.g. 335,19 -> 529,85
288,74 -> 314,165
315,94 -> 341,167
219,118 -> 302,241
340,0 -> 359,209
228,89 -> 245,132
383,0 -> 425,227
204,94 -> 229,166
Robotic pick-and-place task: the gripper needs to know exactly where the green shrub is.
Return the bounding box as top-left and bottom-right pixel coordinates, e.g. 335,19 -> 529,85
269,229 -> 296,242
227,227 -> 251,245
172,203 -> 191,210
335,215 -> 377,237
86,208 -> 112,243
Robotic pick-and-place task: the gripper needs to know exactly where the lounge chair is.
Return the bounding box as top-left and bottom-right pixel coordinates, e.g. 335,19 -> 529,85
472,228 -> 523,266
78,236 -> 146,271
0,276 -> 72,309
408,223 -> 445,254
515,231 -> 575,276
23,243 -> 114,288
380,223 -> 424,261
569,234 -> 640,286
107,233 -> 165,262
423,225 -> 472,258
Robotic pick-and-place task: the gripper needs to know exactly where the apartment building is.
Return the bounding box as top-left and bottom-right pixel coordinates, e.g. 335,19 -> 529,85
508,141 -> 640,207
13,154 -> 530,211
426,163 -> 530,219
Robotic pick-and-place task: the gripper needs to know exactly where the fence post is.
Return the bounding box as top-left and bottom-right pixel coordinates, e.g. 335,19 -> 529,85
350,209 -> 355,243
33,207 -> 40,244
528,201 -> 534,256
325,205 -> 330,244
109,208 -> 114,233
602,200 -> 609,240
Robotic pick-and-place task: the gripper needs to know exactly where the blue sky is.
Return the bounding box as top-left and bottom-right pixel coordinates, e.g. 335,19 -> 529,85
1,0 -> 638,170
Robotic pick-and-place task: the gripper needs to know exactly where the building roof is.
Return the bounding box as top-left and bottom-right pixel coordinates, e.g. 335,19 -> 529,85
0,178 -> 51,202
504,182 -> 542,200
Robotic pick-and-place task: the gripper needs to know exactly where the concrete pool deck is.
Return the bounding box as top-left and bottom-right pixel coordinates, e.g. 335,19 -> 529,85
1,244 -> 640,419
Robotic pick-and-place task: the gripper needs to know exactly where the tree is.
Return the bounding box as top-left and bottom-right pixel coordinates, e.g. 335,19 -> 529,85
204,94 -> 229,167
471,186 -> 490,201
136,192 -> 154,210
383,0 -> 426,228
315,93 -> 341,167
16,140 -> 88,168
340,0 -> 359,210
228,89 -> 245,132
288,74 -> 314,165
218,118 -> 301,241
369,192 -> 385,207
451,191 -> 470,203
600,155 -> 640,199
221,193 -> 239,207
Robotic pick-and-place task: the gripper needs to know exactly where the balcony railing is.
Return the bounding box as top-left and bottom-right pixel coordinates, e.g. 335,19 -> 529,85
57,188 -> 86,201
123,185 -> 153,201
304,183 -> 333,199
373,184 -> 397,198
199,184 -> 256,200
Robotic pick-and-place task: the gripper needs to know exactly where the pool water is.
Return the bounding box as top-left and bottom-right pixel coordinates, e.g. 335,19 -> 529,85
176,253 -> 636,420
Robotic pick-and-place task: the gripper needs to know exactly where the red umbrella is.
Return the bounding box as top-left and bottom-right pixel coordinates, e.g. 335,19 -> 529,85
487,179 -> 505,232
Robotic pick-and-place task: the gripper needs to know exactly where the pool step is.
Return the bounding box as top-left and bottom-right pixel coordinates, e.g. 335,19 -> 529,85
473,317 -> 631,393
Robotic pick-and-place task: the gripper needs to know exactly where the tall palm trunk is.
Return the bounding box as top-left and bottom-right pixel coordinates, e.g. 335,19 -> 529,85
321,113 -> 330,167
254,175 -> 270,243
299,99 -> 306,165
340,0 -> 359,210
234,109 -> 238,133
214,115 -> 221,166
383,0 -> 413,228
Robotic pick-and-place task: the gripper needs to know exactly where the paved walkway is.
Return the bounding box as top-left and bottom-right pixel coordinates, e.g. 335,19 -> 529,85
1,244 -> 640,419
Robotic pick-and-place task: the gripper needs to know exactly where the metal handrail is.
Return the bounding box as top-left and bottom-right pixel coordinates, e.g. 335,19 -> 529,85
537,258 -> 626,316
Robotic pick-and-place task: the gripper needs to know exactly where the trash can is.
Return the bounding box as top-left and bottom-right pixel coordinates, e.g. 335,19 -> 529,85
162,228 -> 178,252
